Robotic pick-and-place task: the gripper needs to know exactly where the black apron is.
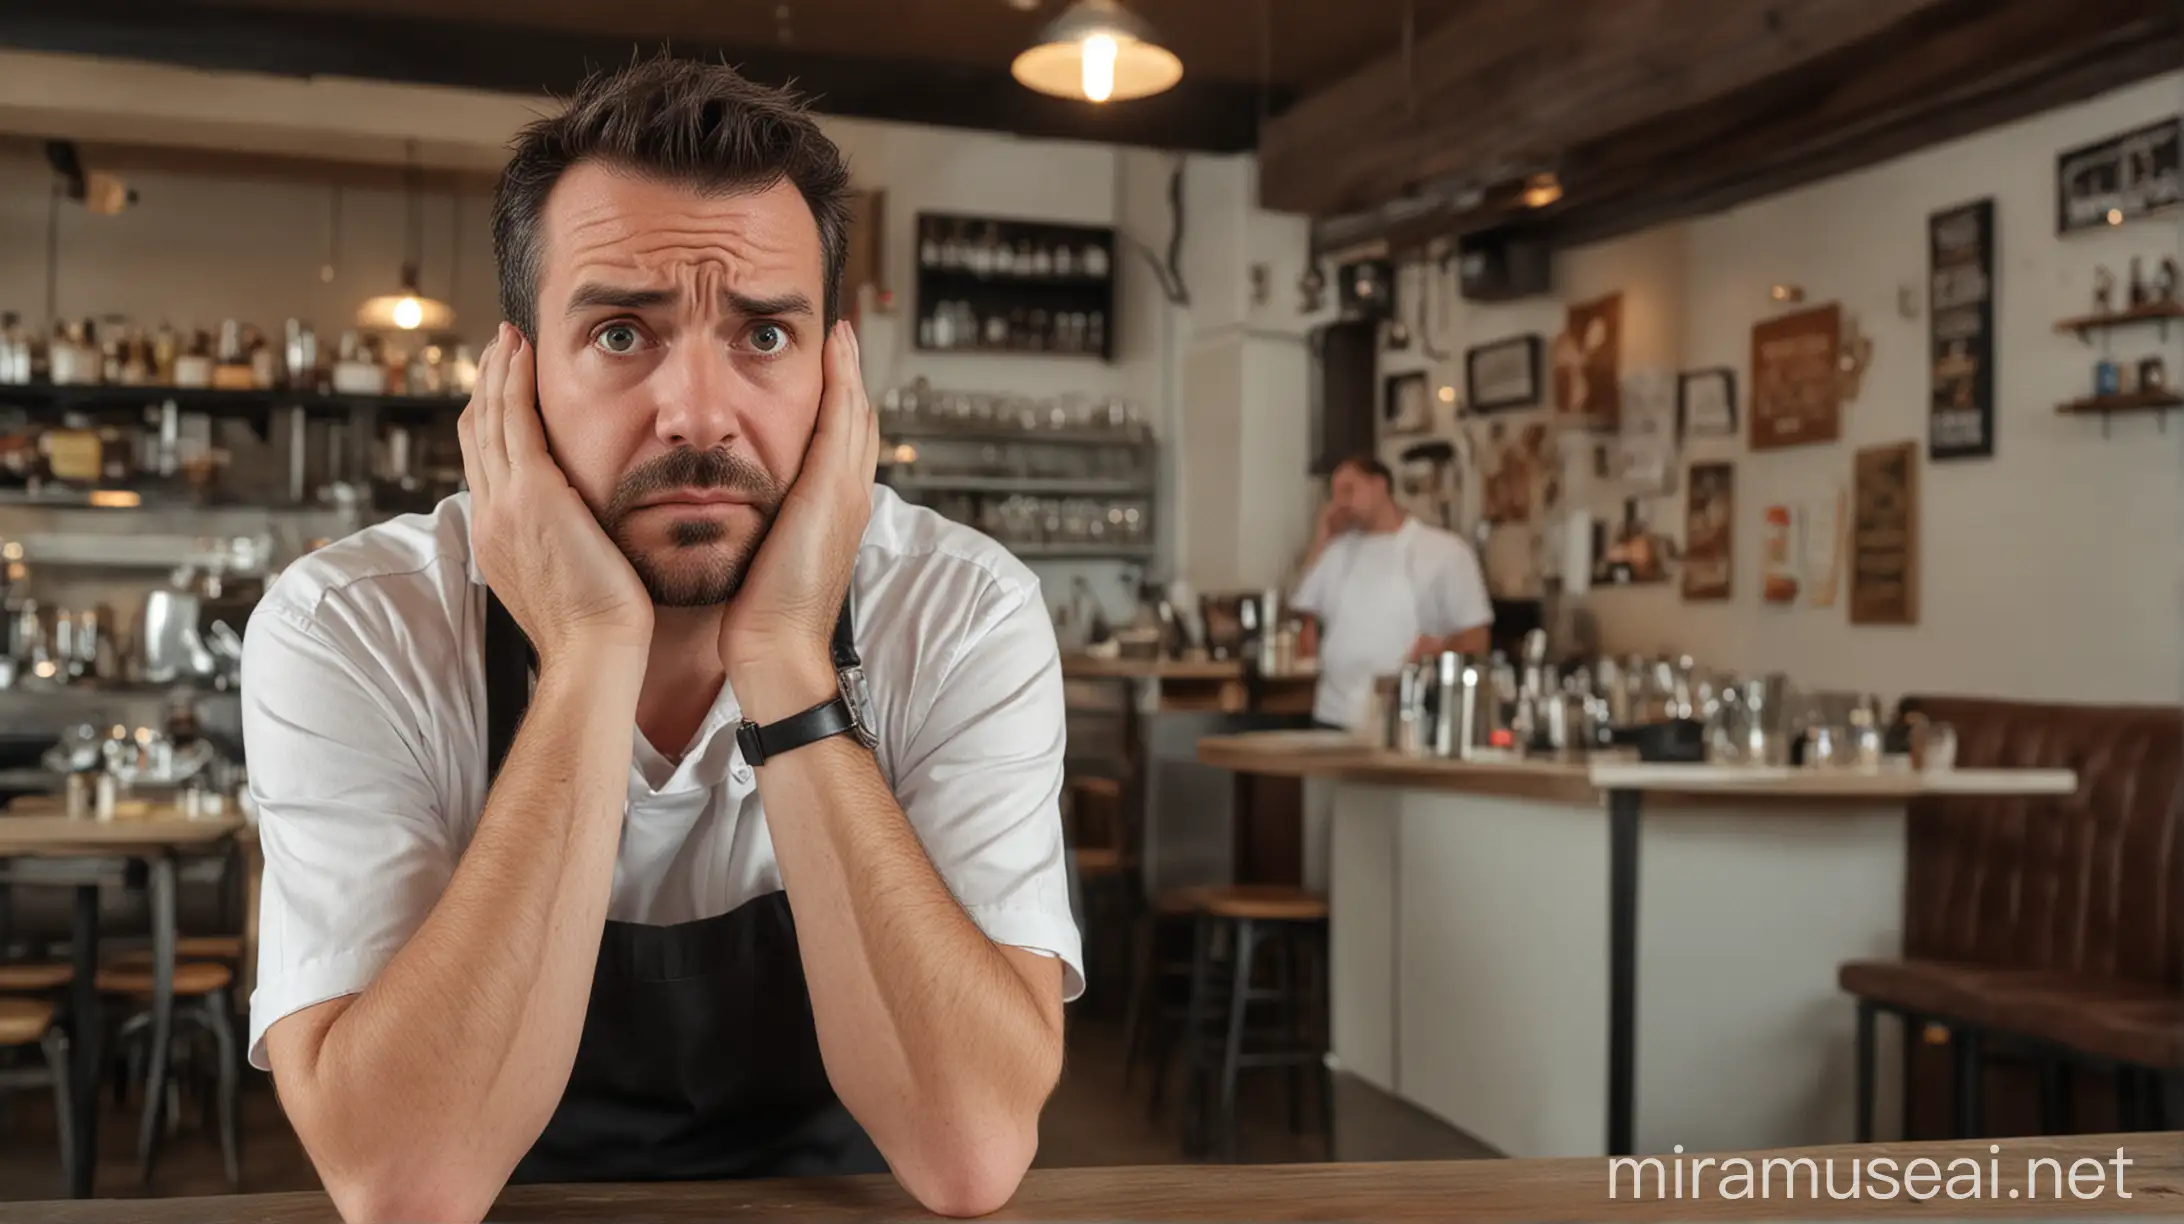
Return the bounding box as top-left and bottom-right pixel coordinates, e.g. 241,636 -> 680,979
479,590 -> 889,1184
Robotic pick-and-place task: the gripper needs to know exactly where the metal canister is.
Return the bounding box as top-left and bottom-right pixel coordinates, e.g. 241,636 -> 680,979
1393,663 -> 1431,755
1431,651 -> 1463,756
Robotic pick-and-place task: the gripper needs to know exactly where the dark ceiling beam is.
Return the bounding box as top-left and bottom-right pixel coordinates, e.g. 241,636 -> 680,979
0,0 -> 1283,153
1303,0 -> 2177,258
1542,0 -> 2178,247
1258,0 -> 1970,218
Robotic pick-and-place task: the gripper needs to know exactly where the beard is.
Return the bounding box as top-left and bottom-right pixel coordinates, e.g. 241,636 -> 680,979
594,447 -> 785,607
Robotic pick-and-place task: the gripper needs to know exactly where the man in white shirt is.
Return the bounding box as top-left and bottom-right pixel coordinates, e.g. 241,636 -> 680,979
1292,454 -> 1494,730
241,56 -> 1078,1222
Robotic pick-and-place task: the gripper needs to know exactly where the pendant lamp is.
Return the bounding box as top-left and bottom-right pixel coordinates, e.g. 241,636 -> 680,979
1011,0 -> 1182,104
357,143 -> 454,333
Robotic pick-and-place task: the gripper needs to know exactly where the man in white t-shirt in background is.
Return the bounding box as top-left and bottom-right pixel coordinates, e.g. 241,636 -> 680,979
1292,453 -> 1494,731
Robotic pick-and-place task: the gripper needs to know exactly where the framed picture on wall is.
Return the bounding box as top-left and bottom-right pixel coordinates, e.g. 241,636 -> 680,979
1384,370 -> 1431,436
1677,368 -> 1738,440
1464,335 -> 1543,413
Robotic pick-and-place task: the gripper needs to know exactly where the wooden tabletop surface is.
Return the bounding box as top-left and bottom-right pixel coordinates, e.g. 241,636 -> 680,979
0,806 -> 245,856
18,1134 -> 2177,1220
1196,733 -> 2078,804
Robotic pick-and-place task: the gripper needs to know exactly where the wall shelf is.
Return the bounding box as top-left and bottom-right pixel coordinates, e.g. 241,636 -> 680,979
2056,388 -> 2183,436
1005,542 -> 1155,562
881,422 -> 1153,448
2054,300 -> 2184,343
0,383 -> 463,418
883,472 -> 1153,497
914,211 -> 1117,362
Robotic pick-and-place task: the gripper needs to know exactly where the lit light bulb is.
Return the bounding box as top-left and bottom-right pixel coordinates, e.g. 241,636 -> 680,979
1081,33 -> 1117,102
393,296 -> 424,330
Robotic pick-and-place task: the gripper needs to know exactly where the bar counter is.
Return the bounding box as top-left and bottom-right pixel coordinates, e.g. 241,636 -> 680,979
18,1134 -> 2178,1221
1195,732 -> 2078,1162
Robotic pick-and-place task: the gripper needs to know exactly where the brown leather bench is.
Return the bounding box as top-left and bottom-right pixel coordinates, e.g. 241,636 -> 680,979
1838,696 -> 2182,1138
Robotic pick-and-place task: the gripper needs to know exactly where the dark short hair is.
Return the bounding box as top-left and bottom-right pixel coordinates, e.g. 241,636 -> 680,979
490,53 -> 854,338
1335,453 -> 1394,488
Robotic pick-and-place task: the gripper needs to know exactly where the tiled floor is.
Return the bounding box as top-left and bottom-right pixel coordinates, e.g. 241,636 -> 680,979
0,1013 -> 1494,1203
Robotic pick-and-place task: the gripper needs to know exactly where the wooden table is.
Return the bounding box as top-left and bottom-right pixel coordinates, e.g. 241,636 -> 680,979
12,1133 -> 2179,1220
0,805 -> 247,1197
1194,733 -> 2081,1160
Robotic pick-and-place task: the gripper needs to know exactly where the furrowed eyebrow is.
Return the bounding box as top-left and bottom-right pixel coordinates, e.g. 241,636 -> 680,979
565,284 -> 677,315
724,289 -> 815,319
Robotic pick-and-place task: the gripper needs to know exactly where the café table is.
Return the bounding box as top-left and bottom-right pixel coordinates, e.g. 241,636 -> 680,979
10,1133 -> 2179,1221
0,806 -> 247,1197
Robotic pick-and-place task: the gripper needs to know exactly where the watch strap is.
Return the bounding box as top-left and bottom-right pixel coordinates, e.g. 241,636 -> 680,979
736,694 -> 857,767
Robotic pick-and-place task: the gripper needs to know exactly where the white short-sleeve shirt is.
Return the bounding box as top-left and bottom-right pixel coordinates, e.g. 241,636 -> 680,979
1291,515 -> 1493,728
240,484 -> 1084,1069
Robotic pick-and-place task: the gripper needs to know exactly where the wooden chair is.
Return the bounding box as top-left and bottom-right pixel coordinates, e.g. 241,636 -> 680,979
96,960 -> 242,1188
0,996 -> 76,1192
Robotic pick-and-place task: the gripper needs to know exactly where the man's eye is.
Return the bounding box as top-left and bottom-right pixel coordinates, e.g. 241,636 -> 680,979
749,323 -> 788,355
596,324 -> 643,354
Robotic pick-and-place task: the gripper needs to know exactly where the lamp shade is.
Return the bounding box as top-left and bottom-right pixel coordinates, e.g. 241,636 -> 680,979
1012,0 -> 1182,103
357,262 -> 455,333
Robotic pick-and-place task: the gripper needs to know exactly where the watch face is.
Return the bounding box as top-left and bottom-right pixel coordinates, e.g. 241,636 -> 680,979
840,665 -> 879,748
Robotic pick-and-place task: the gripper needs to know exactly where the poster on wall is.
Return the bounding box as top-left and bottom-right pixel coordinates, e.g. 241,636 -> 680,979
1396,439 -> 1461,531
1612,370 -> 1680,496
1464,335 -> 1544,412
1552,292 -> 1623,431
1677,368 -> 1738,439
1383,371 -> 1431,435
1850,441 -> 1920,625
1750,304 -> 1843,450
1805,487 -> 1848,608
1682,463 -> 1733,601
1761,504 -> 1802,606
1929,197 -> 1996,460
2057,116 -> 2182,234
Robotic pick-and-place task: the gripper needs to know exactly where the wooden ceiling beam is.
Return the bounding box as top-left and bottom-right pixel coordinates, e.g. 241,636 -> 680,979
1544,0 -> 2175,246
1257,0 -> 1976,217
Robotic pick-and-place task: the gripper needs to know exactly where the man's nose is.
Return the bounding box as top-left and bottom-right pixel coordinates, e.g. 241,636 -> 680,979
650,337 -> 743,449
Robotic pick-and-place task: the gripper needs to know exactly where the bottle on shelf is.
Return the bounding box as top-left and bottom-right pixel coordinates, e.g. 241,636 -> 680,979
1084,244 -> 1110,278
1031,243 -> 1053,277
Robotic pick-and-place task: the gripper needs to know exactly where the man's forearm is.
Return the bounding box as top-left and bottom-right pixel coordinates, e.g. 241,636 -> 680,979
753,731 -> 1062,1216
278,652 -> 641,1217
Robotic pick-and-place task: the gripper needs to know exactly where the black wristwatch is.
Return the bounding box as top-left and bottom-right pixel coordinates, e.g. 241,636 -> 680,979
734,598 -> 878,767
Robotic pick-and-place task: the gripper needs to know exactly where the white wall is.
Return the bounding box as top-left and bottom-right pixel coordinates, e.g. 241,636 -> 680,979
1377,71 -> 2184,705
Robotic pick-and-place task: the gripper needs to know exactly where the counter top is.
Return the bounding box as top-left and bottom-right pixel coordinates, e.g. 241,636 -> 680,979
19,1134 -> 2176,1220
1196,733 -> 2078,804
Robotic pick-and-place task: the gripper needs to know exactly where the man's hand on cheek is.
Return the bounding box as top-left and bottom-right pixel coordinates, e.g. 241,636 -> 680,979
460,321 -> 655,667
719,321 -> 879,720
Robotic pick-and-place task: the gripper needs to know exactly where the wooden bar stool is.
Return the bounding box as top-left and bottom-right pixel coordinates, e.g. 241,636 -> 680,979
0,997 -> 75,1191
107,936 -> 245,969
1178,885 -> 1332,1161
0,963 -> 75,993
1122,886 -> 1206,1112
96,961 -> 243,1188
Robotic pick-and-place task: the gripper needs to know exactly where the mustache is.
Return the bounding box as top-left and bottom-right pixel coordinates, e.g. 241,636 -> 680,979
601,447 -> 784,523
